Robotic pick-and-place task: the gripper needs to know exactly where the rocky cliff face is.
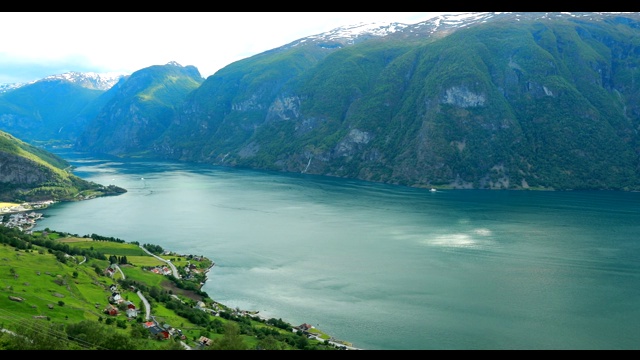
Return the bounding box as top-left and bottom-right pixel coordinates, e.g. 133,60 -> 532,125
74,62 -> 204,155
0,152 -> 54,185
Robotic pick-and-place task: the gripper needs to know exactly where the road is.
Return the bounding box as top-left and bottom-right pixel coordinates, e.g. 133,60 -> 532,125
136,290 -> 151,321
304,332 -> 360,350
139,245 -> 179,278
114,264 -> 125,279
135,290 -> 191,350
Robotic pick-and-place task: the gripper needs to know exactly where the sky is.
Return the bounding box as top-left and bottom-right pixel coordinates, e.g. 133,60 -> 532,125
0,12 -> 457,84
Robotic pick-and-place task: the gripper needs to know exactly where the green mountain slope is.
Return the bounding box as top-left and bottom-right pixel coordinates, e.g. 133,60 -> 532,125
4,13 -> 640,191
150,12 -> 640,190
0,79 -> 106,142
0,226 -> 350,350
75,62 -> 204,156
0,130 -> 126,202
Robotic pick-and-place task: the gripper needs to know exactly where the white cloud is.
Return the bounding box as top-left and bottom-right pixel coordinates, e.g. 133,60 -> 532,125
0,12 -> 451,83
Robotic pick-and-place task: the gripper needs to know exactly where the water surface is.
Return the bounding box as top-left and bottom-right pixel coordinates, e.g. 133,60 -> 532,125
34,151 -> 640,350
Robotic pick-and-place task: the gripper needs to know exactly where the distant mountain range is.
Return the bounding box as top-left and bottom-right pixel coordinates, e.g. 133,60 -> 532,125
2,12 -> 640,191
0,71 -> 125,93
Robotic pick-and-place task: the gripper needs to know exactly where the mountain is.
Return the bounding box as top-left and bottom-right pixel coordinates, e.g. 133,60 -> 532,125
0,130 -> 126,202
0,71 -> 126,143
38,71 -> 125,91
74,62 -> 204,156
144,12 -> 640,190
3,12 -> 640,191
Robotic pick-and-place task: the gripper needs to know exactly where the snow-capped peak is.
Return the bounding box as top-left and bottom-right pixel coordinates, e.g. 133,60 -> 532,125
0,82 -> 31,93
166,61 -> 183,67
286,21 -> 410,48
40,71 -> 126,90
308,21 -> 409,42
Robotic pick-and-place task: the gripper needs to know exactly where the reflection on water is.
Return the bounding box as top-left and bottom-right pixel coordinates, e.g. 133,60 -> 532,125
34,151 -> 640,350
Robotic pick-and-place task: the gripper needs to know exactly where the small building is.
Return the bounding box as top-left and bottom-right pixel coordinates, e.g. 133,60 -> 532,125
199,336 -> 213,346
126,308 -> 138,318
298,323 -> 314,331
148,325 -> 170,340
143,321 -> 155,328
105,305 -> 118,316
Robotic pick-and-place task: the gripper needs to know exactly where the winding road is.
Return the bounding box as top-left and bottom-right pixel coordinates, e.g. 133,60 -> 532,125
137,290 -> 151,320
139,245 -> 180,278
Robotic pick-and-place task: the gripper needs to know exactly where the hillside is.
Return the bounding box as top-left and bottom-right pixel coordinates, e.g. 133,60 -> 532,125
2,13 -> 640,191
75,62 -> 204,156
0,130 -> 126,202
0,73 -> 122,143
0,226 -> 353,350
87,12 -> 640,191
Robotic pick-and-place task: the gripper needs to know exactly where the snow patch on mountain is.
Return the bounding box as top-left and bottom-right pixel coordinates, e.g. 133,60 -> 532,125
0,82 -> 31,93
40,71 -> 126,90
307,22 -> 408,43
1,71 -> 126,93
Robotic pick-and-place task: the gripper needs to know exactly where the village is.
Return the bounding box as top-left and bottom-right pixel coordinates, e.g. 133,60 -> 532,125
0,200 -> 54,231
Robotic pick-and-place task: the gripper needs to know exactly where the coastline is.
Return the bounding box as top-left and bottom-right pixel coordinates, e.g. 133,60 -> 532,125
0,201 -> 52,231
3,203 -> 361,350
193,254 -> 360,350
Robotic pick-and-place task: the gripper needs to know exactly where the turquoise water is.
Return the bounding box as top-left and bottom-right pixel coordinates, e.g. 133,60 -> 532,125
34,151 -> 640,350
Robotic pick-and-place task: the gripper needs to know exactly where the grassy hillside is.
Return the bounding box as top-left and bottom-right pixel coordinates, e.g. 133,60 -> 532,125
0,130 -> 127,202
0,226 -> 351,350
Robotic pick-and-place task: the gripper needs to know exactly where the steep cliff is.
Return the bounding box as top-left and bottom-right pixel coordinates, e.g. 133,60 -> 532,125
75,62 -> 204,156
148,13 -> 640,190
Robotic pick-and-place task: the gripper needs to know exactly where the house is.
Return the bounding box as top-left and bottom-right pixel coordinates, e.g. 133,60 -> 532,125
199,336 -> 213,346
109,292 -> 122,303
124,301 -> 136,309
126,308 -> 138,318
148,325 -> 170,340
143,321 -> 155,328
105,305 -> 118,316
298,323 -> 314,331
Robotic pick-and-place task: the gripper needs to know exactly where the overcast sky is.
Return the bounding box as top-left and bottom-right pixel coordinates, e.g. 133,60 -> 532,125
0,12 -> 457,84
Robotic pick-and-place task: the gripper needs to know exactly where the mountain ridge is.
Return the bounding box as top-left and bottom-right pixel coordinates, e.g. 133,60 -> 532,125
2,12 -> 640,191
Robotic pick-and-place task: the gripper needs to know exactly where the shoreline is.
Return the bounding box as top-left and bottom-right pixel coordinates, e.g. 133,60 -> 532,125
193,255 -> 360,350
4,203 -> 361,349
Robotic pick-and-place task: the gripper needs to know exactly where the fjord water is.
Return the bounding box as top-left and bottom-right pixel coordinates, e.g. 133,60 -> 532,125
34,151 -> 640,350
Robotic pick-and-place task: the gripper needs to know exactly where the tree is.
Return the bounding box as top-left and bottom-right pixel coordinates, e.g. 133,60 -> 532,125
257,335 -> 284,350
159,338 -> 186,350
130,323 -> 149,339
208,321 -> 247,350
2,320 -> 81,350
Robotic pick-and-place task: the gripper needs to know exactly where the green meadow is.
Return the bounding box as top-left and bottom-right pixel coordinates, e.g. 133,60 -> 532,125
0,228 -> 349,350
